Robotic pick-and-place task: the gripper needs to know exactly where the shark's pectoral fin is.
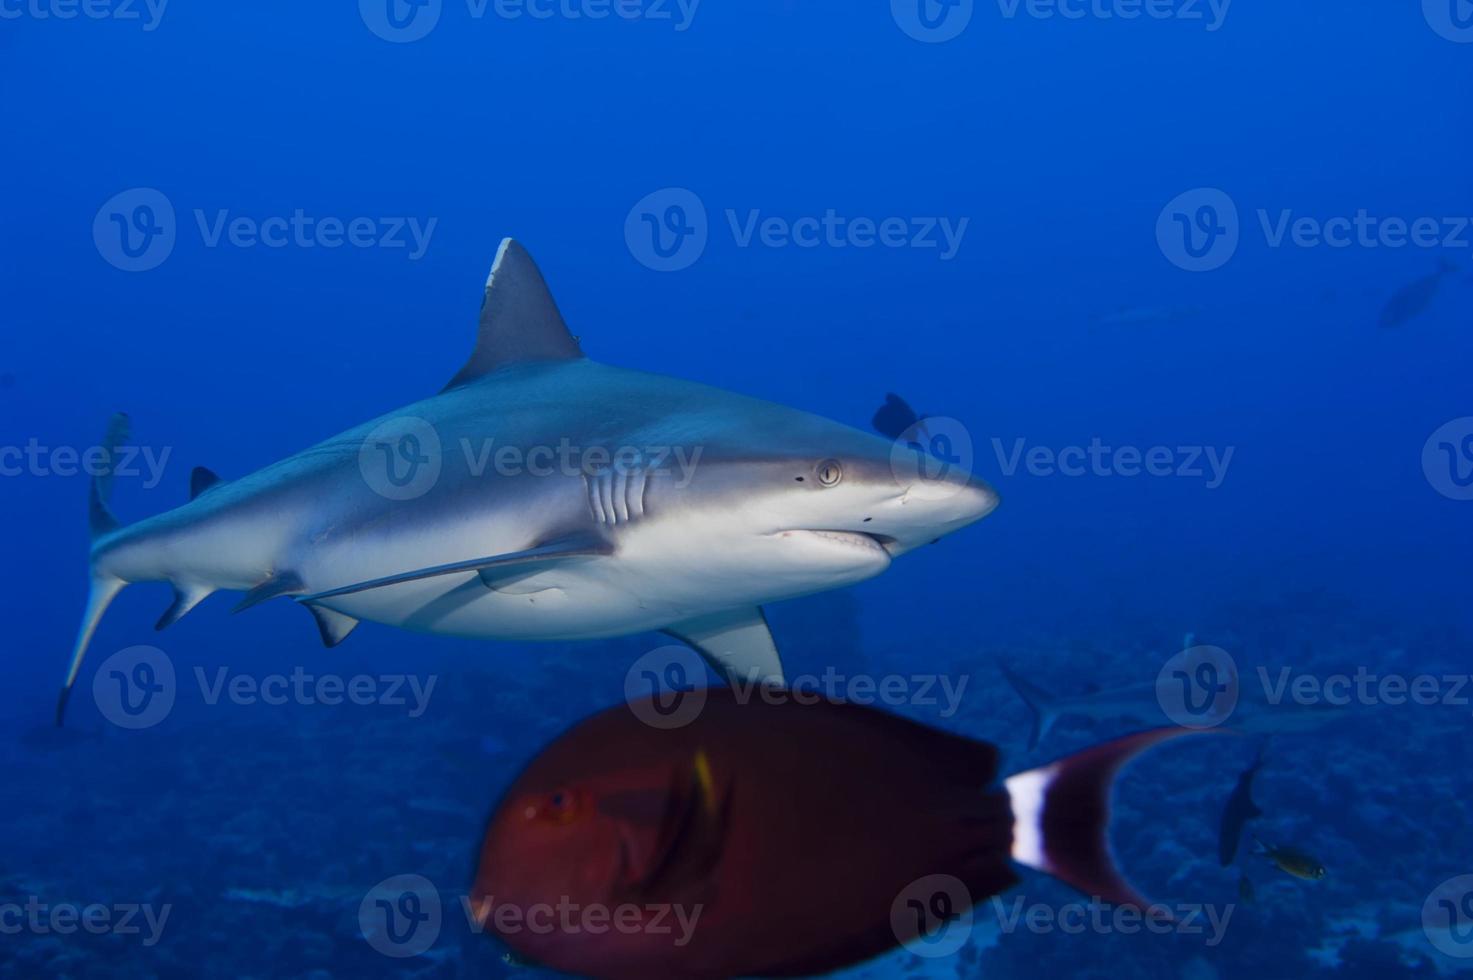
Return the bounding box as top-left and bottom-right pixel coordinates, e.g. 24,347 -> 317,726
296,533 -> 613,603
442,239 -> 584,392
304,605 -> 360,648
234,571 -> 306,613
664,607 -> 786,688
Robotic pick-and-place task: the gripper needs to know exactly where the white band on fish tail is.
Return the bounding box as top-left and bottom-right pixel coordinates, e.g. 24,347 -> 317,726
1004,764 -> 1059,874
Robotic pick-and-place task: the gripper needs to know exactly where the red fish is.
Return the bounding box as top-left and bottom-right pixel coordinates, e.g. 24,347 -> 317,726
470,690 -> 1195,978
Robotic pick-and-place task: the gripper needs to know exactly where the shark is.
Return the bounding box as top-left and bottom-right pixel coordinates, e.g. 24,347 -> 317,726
1002,665 -> 1386,749
59,239 -> 999,724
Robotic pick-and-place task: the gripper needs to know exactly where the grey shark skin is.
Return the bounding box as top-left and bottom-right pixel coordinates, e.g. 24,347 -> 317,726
59,239 -> 999,723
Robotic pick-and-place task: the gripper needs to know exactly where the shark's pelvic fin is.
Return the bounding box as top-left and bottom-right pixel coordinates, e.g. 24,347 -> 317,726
156,583 -> 215,631
295,532 -> 613,603
1001,665 -> 1060,750
443,238 -> 584,392
664,607 -> 786,688
234,571 -> 307,613
304,604 -> 360,648
189,467 -> 223,500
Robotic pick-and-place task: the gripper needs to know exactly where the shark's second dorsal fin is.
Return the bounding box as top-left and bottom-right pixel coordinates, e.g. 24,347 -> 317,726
443,239 -> 583,391
190,467 -> 223,500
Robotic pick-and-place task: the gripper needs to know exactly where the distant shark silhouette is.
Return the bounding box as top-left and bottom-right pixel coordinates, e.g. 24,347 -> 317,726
59,240 -> 999,724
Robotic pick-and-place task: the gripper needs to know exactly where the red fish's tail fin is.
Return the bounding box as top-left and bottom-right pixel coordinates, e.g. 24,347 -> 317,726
1003,729 -> 1200,909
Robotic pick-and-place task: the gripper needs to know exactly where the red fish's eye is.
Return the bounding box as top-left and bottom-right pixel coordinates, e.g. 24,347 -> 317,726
527,788 -> 585,825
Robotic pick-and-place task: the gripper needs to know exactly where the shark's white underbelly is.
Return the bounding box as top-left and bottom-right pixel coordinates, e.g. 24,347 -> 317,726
312,520 -> 892,642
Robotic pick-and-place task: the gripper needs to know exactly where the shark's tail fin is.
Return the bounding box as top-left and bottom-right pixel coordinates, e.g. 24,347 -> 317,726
1001,665 -> 1059,750
1005,728 -> 1201,909
58,414 -> 133,727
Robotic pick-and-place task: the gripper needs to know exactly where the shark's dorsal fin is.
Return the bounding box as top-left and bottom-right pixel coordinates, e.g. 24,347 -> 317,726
443,239 -> 583,391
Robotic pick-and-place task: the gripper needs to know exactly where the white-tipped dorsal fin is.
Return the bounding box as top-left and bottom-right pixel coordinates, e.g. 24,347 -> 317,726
443,238 -> 583,391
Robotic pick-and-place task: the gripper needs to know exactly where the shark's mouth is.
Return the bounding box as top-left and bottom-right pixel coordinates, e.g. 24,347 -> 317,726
778,529 -> 897,558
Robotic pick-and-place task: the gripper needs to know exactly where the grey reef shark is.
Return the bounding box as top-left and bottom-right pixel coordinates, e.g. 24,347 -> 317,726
59,240 -> 999,724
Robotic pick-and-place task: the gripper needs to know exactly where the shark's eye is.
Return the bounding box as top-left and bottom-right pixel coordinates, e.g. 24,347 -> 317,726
816,460 -> 844,487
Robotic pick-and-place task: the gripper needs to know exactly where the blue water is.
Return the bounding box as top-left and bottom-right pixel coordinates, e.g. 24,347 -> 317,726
3,3 -> 1472,977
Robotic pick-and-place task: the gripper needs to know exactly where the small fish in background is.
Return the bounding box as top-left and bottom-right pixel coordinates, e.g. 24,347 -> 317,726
1379,258 -> 1459,327
871,392 -> 929,442
1092,305 -> 1203,327
1254,838 -> 1326,881
1218,744 -> 1266,866
471,689 -> 1208,978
